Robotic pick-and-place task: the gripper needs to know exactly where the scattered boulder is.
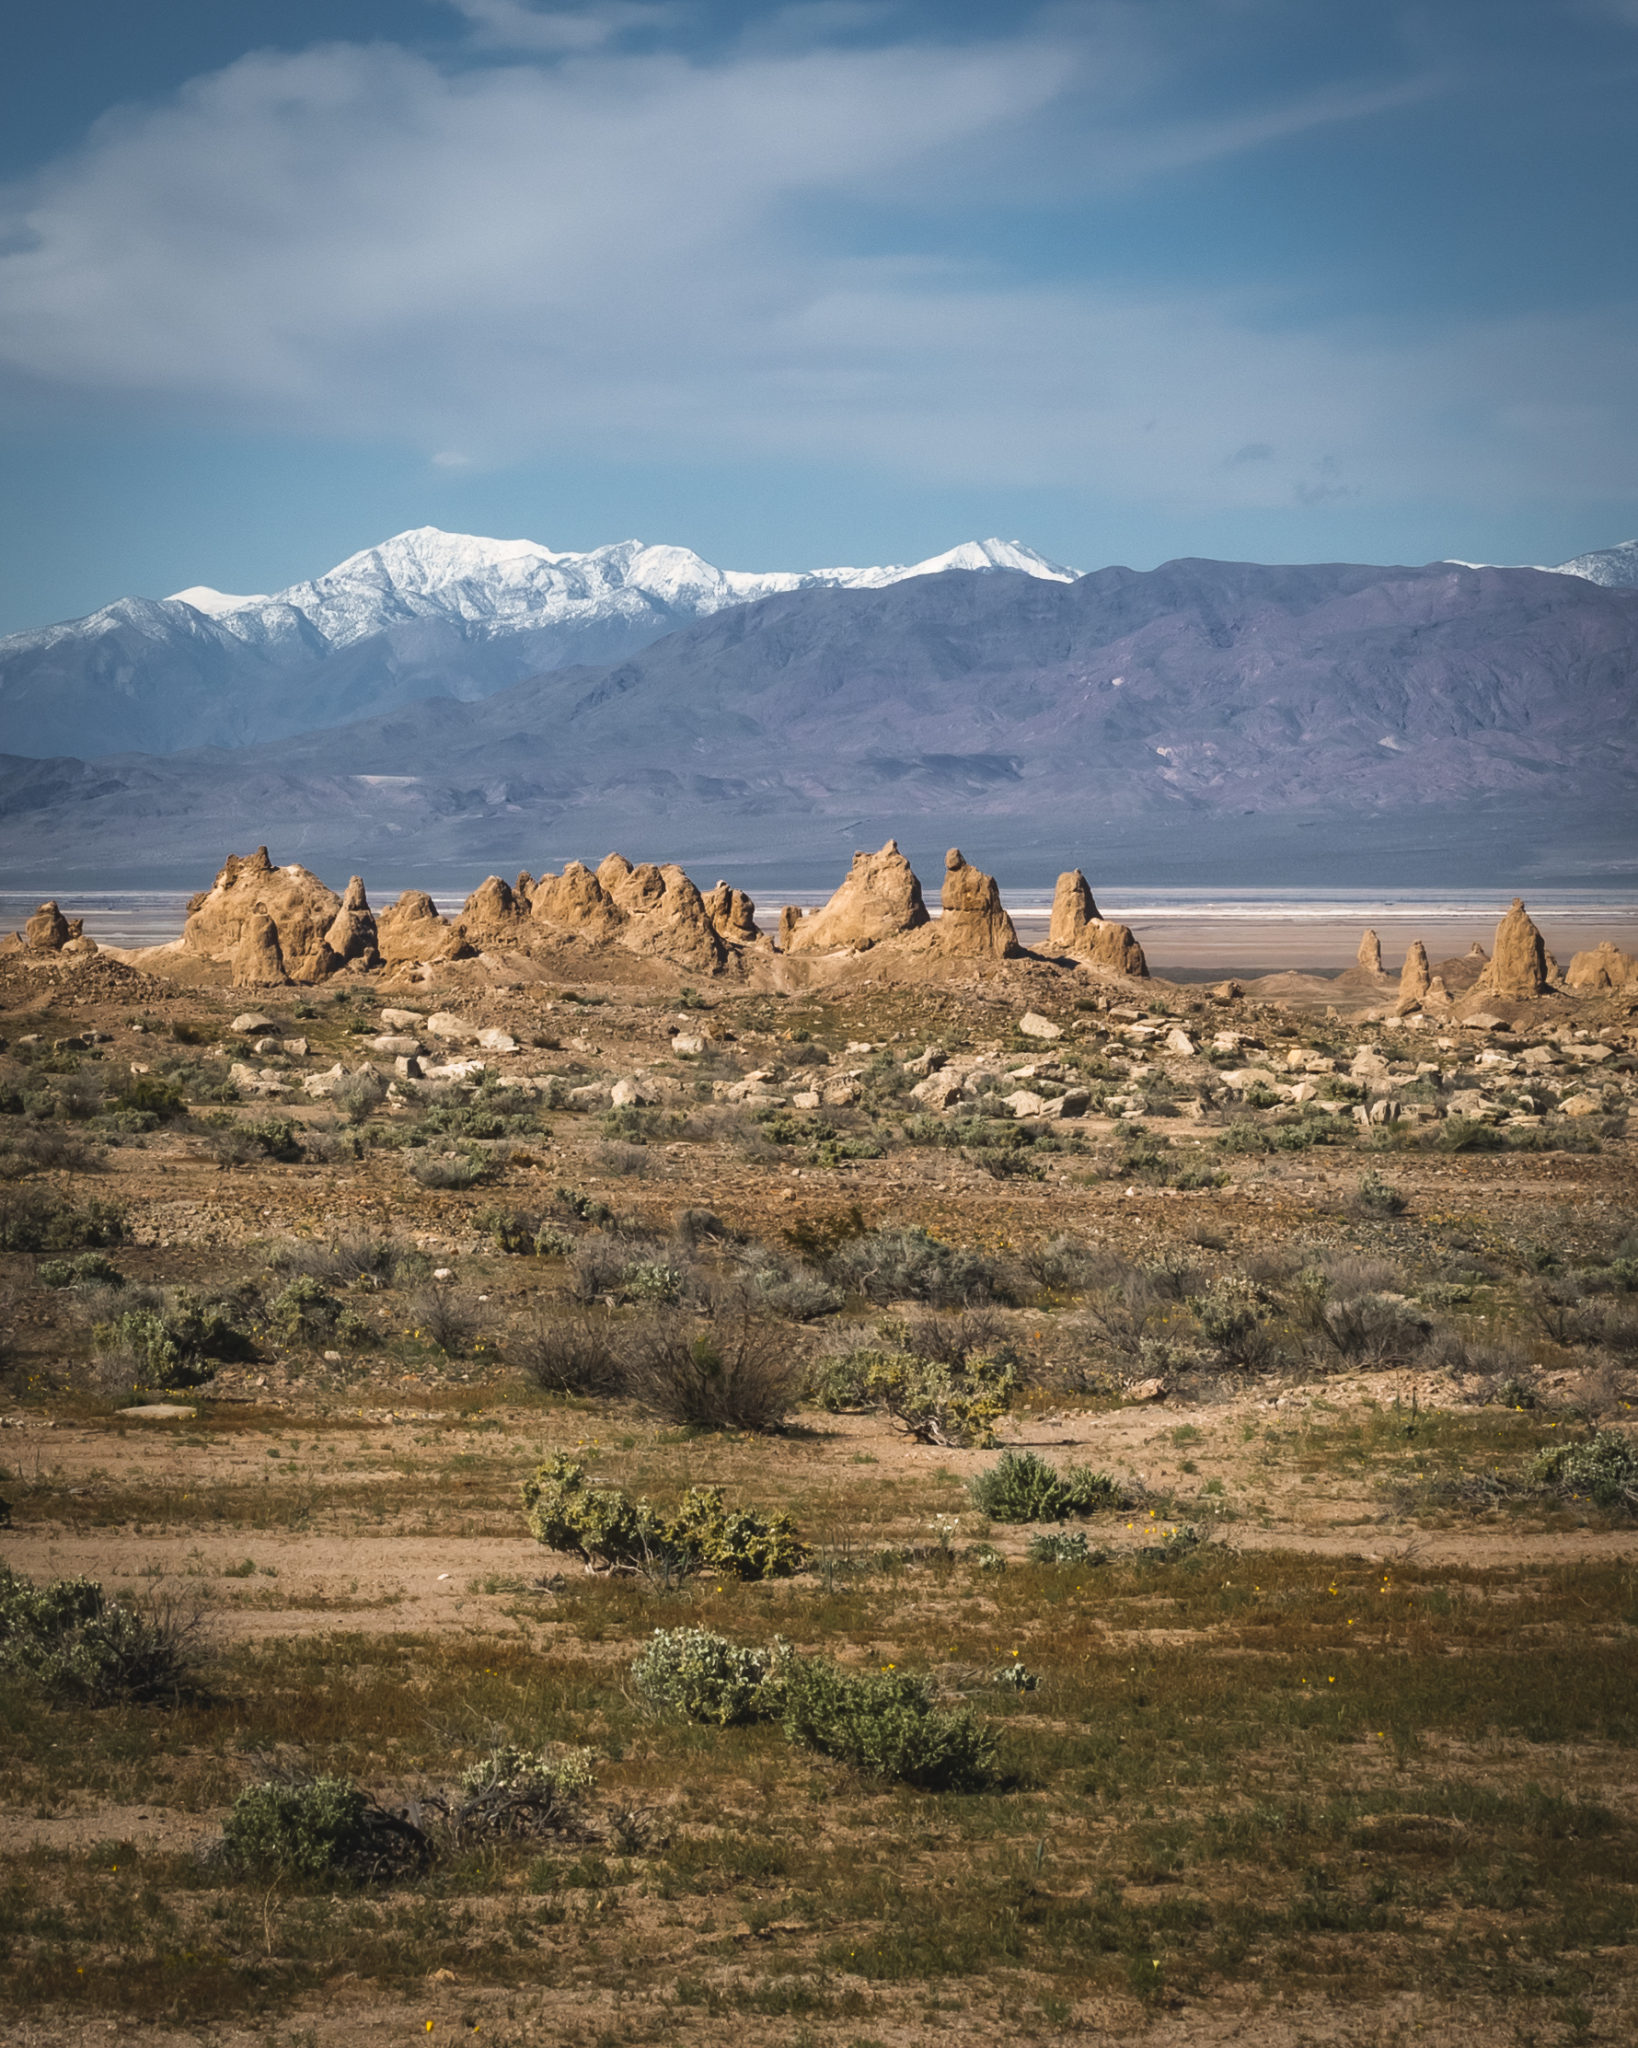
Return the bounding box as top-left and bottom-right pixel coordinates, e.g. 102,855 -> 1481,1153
1567,941 -> 1638,992
531,861 -> 626,941
24,901 -> 71,953
1047,870 -> 1100,952
783,840 -> 930,954
183,848 -> 343,982
232,910 -> 287,987
230,1013 -> 277,1034
426,1012 -> 476,1042
376,890 -> 473,965
933,849 -> 1017,958
476,1027 -> 519,1053
1018,1011 -> 1062,1041
1477,899 -> 1551,999
323,876 -> 380,969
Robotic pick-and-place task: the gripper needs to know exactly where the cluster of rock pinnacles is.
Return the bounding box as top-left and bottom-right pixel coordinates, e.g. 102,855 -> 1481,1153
13,845 -> 1635,999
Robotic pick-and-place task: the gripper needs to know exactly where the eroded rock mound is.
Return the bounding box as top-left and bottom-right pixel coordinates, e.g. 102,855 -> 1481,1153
1395,940 -> 1433,1013
934,849 -> 1018,958
233,908 -> 287,986
1081,920 -> 1148,978
1357,928 -> 1385,977
618,864 -> 727,971
704,881 -> 760,947
455,876 -> 533,951
532,862 -> 626,941
782,840 -> 929,954
1477,899 -> 1551,999
24,901 -> 71,953
324,876 -> 380,969
1047,870 -> 1100,952
1567,941 -> 1638,991
377,890 -> 474,965
183,849 -> 342,982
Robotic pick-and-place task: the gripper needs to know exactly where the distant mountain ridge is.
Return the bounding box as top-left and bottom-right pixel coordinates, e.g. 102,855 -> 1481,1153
0,527 -> 1073,759
3,553 -> 1633,888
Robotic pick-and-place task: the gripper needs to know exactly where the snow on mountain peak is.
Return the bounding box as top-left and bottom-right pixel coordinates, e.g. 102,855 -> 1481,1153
168,585 -> 269,615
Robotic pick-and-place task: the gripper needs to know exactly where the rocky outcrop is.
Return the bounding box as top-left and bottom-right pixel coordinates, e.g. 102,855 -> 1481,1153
1357,928 -> 1385,977
1567,941 -> 1638,991
704,881 -> 760,947
24,901 -> 70,953
182,848 -> 342,982
616,864 -> 727,971
233,908 -> 287,985
1476,899 -> 1551,999
376,889 -> 474,965
1047,870 -> 1100,952
782,841 -> 929,954
532,862 -> 626,941
1045,867 -> 1147,976
454,876 -> 533,950
596,853 -> 662,917
933,849 -> 1018,958
1080,919 -> 1148,977
323,876 -> 380,969
1395,940 -> 1432,1013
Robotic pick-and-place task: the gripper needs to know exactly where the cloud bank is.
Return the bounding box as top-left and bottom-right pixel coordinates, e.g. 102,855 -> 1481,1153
0,3 -> 1633,517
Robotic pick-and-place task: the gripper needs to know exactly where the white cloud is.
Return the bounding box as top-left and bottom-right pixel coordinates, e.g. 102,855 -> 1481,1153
443,1 -> 676,54
0,13 -> 1631,517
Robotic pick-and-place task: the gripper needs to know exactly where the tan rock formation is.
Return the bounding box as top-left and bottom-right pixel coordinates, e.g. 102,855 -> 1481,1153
1567,941 -> 1638,991
532,861 -> 626,941
778,905 -> 804,953
616,865 -> 727,971
182,849 -> 342,982
1081,920 -> 1148,977
1395,940 -> 1432,1013
596,853 -> 665,917
1045,868 -> 1147,976
783,841 -> 929,954
934,849 -> 1018,958
454,876 -> 532,950
233,908 -> 287,986
323,877 -> 380,969
703,881 -> 760,946
1357,929 -> 1384,977
376,890 -> 474,965
1047,870 -> 1100,952
1476,899 -> 1550,999
24,901 -> 70,953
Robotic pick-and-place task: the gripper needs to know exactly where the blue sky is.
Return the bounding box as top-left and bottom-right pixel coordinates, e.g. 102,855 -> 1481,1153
2,0 -> 1636,633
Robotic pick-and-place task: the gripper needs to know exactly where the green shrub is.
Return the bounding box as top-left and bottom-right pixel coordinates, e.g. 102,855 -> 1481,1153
807,1348 -> 879,1411
234,1116 -> 305,1161
522,1453 -> 807,1579
266,1275 -> 368,1349
1355,1171 -> 1408,1216
779,1656 -> 996,1791
0,1189 -> 124,1253
221,1775 -> 427,1881
1527,1431 -> 1638,1511
632,1627 -> 786,1725
968,1448 -> 1124,1522
0,1565 -> 202,1704
853,1347 -> 1018,1447
38,1251 -> 123,1290
1027,1530 -> 1105,1565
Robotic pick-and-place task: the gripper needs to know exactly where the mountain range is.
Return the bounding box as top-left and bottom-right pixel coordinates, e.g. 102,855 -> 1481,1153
0,528 -> 1072,760
2,548 -> 1634,891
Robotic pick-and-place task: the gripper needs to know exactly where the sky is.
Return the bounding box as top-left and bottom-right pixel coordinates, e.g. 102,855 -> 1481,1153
1,0 -> 1636,635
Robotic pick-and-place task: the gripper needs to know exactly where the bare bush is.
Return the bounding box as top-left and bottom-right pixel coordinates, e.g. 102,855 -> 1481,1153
406,1287 -> 484,1356
619,1311 -> 802,1431
512,1307 -> 625,1396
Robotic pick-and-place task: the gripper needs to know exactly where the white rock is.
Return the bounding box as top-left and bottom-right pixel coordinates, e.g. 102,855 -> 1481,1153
1461,1012 -> 1507,1032
790,1089 -> 822,1110
1578,1043 -> 1615,1064
911,1073 -> 965,1110
845,1040 -> 875,1054
1289,1081 -> 1318,1104
425,1012 -> 475,1041
1163,1028 -> 1196,1056
1003,1089 -> 1048,1118
1019,1012 -> 1062,1041
423,1058 -> 487,1082
822,1077 -> 863,1107
672,1033 -> 707,1056
476,1027 -> 519,1053
1559,1093 -> 1603,1117
394,1054 -> 423,1080
379,1008 -> 424,1029
369,1034 -> 422,1057
253,1038 -> 281,1056
610,1075 -> 653,1108
230,1013 -> 276,1034
567,1082 -> 610,1109
281,1038 -> 309,1057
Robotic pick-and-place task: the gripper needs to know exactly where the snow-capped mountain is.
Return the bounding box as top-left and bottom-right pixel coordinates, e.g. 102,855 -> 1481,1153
0,528 -> 1074,759
1548,539 -> 1638,588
